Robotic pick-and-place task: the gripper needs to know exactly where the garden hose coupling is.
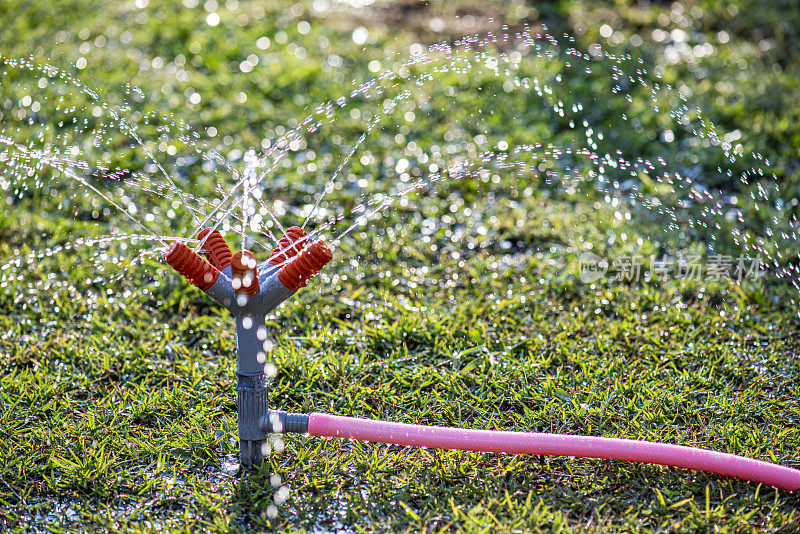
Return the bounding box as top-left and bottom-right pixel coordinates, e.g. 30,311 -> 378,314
261,410 -> 310,434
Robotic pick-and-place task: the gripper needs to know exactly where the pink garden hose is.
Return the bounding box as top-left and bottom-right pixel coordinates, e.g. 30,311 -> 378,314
264,411 -> 800,491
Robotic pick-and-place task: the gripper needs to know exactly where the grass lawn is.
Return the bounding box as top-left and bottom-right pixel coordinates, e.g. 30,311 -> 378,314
1,0 -> 800,531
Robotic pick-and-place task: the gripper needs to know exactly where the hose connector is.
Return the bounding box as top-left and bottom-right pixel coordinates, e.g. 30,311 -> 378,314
261,410 -> 310,434
164,241 -> 220,291
278,240 -> 332,291
231,249 -> 259,296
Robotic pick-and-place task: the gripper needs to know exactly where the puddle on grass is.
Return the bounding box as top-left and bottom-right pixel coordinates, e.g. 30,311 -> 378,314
16,452 -> 244,532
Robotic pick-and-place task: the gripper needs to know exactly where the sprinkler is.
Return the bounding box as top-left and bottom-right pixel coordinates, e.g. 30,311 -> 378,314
165,228 -> 800,490
165,226 -> 331,466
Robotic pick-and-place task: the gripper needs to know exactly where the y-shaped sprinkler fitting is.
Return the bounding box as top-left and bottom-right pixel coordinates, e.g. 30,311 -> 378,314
165,226 -> 331,466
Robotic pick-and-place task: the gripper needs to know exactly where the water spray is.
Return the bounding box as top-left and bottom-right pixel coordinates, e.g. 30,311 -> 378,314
165,228 -> 800,490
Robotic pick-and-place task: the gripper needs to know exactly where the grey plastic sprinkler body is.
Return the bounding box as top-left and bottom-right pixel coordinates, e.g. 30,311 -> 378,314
207,264 -> 291,465
164,227 -> 331,466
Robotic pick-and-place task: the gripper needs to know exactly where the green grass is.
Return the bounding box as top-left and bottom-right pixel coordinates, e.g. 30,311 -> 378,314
1,0 -> 800,532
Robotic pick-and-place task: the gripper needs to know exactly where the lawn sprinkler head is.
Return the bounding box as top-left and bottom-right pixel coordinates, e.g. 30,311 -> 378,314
164,226 -> 331,466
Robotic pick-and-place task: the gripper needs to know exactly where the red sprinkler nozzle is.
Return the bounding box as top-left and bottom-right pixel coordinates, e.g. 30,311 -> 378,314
231,249 -> 260,296
278,239 -> 333,291
268,226 -> 308,265
197,227 -> 232,271
164,241 -> 220,291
